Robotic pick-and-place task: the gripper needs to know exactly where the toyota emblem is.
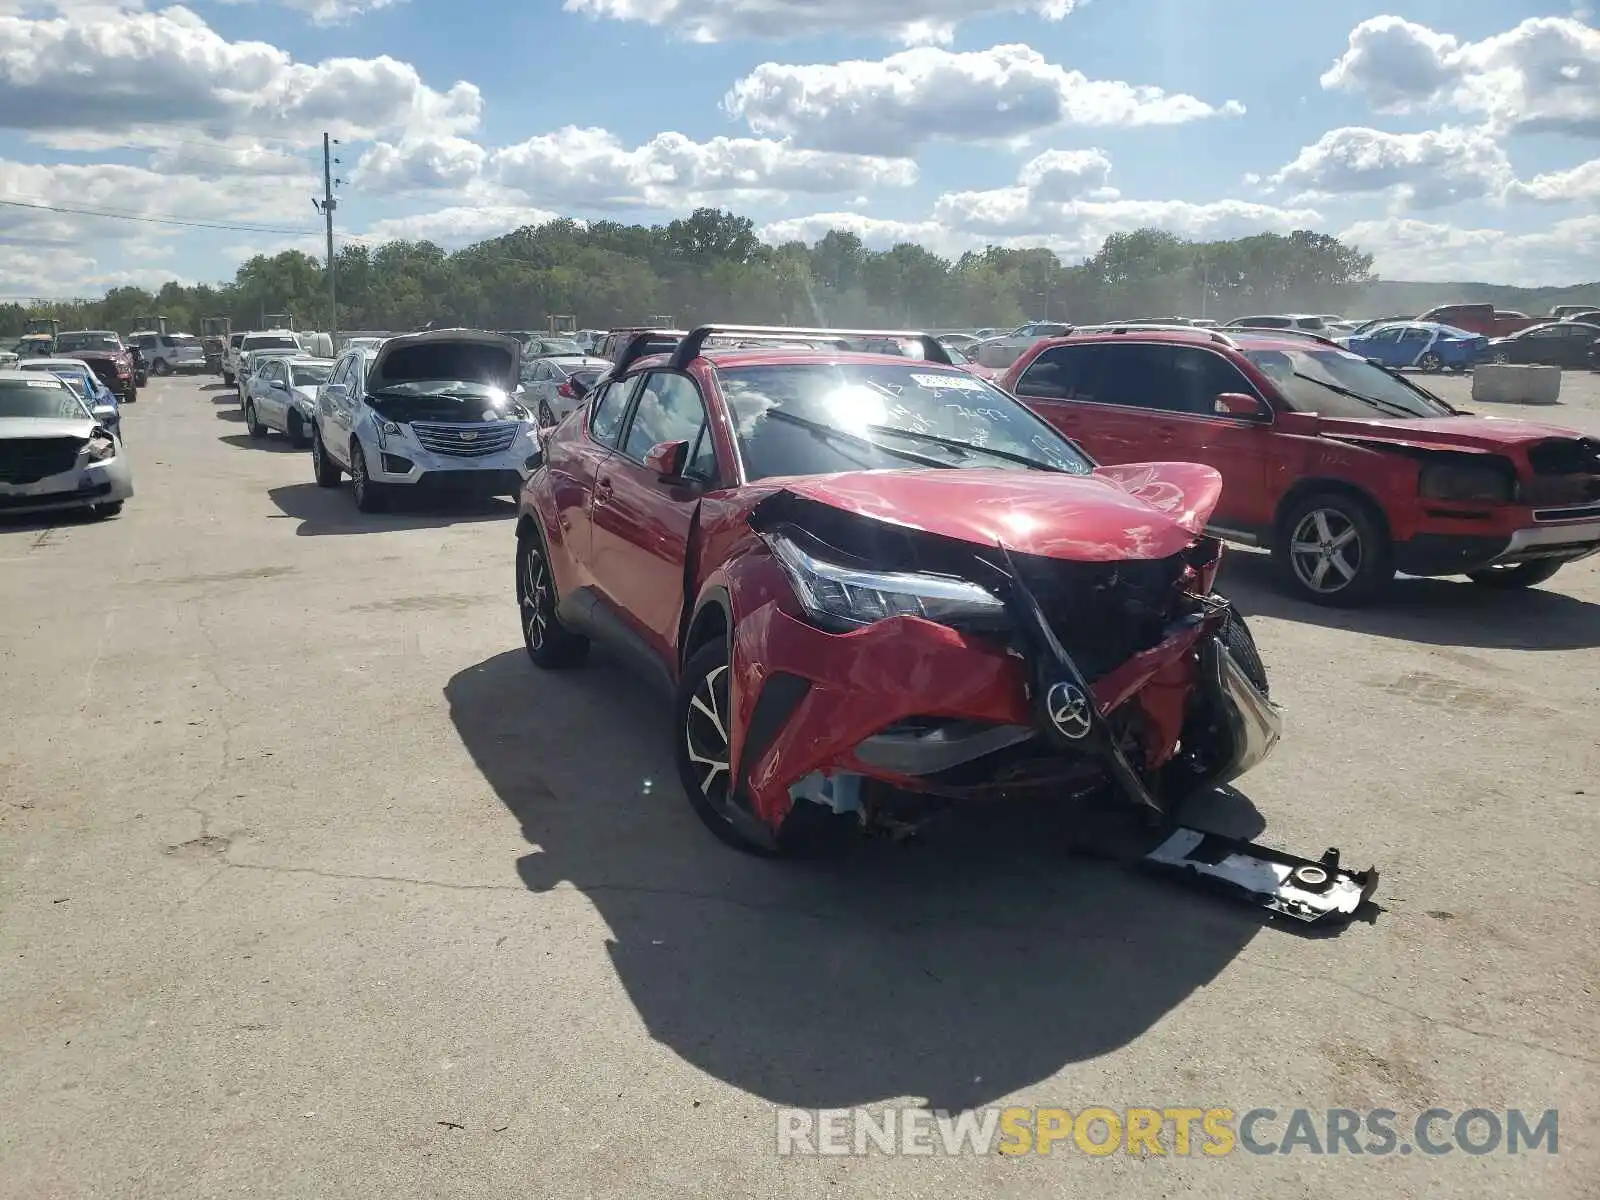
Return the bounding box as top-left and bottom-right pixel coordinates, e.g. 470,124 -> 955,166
1044,681 -> 1093,740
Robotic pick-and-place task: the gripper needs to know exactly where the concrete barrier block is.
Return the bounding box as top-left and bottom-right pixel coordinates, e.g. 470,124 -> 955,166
1471,363 -> 1562,405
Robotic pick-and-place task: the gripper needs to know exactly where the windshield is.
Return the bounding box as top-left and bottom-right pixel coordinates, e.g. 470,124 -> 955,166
715,362 -> 1094,481
0,378 -> 89,419
366,380 -> 526,423
56,333 -> 120,352
535,339 -> 583,356
245,335 -> 300,351
1244,347 -> 1452,418
291,363 -> 333,387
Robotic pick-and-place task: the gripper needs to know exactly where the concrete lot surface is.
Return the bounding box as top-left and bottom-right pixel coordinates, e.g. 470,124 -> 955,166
2,372 -> 1597,1198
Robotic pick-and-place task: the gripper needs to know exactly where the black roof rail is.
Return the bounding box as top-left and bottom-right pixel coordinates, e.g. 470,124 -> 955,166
611,328 -> 688,375
669,324 -> 955,370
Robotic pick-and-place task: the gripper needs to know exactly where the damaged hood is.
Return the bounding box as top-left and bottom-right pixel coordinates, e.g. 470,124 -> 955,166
1316,414 -> 1582,454
367,328 -> 521,393
757,463 -> 1221,562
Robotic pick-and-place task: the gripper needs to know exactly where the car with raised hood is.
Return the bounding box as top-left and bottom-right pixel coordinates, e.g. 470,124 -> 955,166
998,325 -> 1600,605
0,369 -> 131,519
310,328 -> 539,512
513,324 -> 1377,923
242,356 -> 333,447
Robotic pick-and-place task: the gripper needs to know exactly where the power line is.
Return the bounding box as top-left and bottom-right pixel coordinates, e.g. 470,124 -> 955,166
0,197 -> 320,236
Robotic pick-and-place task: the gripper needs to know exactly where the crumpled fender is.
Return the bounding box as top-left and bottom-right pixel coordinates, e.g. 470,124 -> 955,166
727,601 -> 1210,831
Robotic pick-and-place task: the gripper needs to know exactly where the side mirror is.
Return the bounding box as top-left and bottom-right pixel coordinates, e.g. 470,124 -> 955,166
91,404 -> 118,423
1213,392 -> 1269,419
269,379 -> 287,391
322,383 -> 348,403
644,439 -> 691,483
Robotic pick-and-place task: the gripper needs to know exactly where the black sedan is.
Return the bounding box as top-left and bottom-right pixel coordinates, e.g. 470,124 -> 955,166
1486,321 -> 1600,368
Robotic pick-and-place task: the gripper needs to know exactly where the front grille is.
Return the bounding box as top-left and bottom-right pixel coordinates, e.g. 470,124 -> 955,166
1528,437 -> 1600,476
0,437 -> 84,484
1012,552 -> 1187,682
410,421 -> 519,458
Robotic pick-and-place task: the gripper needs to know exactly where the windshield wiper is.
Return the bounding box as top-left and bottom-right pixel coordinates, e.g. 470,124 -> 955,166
863,424 -> 1065,472
1290,371 -> 1429,419
763,409 -> 952,470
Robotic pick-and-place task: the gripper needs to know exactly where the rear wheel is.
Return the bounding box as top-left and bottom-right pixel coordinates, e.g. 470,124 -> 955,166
244,401 -> 265,439
1275,492 -> 1394,607
222,371 -> 235,387
516,528 -> 589,668
151,358 -> 170,377
1466,560 -> 1564,589
1417,352 -> 1443,373
310,426 -> 342,487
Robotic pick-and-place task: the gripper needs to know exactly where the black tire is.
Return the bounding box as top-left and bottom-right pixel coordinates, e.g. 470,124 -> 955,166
244,401 -> 266,439
1220,608 -> 1270,697
1417,352 -> 1443,373
1466,560 -> 1565,590
93,501 -> 124,519
287,412 -> 309,449
1274,491 -> 1394,607
1493,351 -> 1511,364
151,359 -> 170,377
222,371 -> 235,387
122,389 -> 137,404
310,426 -> 342,487
348,442 -> 387,512
515,527 -> 589,669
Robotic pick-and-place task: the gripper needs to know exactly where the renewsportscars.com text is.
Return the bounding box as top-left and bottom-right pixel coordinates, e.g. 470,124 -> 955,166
776,1106 -> 1559,1157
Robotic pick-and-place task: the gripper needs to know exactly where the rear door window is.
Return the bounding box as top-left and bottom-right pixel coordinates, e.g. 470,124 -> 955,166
1014,344 -> 1099,401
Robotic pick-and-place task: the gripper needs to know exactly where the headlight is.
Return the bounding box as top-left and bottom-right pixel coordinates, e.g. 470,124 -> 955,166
766,529 -> 1005,631
85,431 -> 116,462
371,418 -> 401,447
1418,461 -> 1513,503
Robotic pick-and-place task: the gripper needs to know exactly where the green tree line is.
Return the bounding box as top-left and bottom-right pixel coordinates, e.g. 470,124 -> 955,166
5,206 -> 1538,339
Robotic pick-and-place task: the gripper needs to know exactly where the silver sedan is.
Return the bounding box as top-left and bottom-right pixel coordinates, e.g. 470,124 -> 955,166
0,369 -> 132,519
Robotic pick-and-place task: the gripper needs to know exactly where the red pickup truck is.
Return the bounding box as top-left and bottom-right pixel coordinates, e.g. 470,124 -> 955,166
1418,304 -> 1543,337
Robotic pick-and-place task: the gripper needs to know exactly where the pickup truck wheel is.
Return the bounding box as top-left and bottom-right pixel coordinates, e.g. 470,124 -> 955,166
311,427 -> 342,487
349,442 -> 388,513
1466,560 -> 1564,589
244,401 -> 266,439
1417,352 -> 1443,373
516,529 -> 589,669
1275,492 -> 1394,607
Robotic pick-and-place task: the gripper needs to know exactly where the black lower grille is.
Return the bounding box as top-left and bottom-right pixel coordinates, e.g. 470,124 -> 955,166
1012,552 -> 1187,681
0,437 -> 84,485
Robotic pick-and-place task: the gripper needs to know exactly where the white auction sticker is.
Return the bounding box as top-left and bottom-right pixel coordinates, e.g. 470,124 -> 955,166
910,372 -> 986,391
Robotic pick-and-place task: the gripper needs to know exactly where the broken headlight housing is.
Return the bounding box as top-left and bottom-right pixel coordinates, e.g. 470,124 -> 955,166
1418,459 -> 1514,503
766,529 -> 1004,631
85,430 -> 117,462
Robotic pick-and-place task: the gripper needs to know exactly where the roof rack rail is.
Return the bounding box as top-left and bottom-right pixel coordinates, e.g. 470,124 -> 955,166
611,328 -> 689,375
1074,322 -> 1241,349
669,324 -> 954,370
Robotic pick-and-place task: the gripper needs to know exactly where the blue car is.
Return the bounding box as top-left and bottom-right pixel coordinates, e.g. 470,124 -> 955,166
1340,321 -> 1488,374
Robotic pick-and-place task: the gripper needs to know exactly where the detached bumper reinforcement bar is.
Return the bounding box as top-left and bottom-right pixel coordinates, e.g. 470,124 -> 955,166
1140,827 -> 1379,924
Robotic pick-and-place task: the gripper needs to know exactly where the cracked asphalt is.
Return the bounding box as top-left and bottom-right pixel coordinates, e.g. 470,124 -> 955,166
1,373 -> 1597,1199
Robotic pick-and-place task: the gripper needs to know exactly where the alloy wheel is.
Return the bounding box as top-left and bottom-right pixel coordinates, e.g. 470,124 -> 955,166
1418,352 -> 1443,373
520,544 -> 550,651
683,664 -> 732,816
1289,508 -> 1362,595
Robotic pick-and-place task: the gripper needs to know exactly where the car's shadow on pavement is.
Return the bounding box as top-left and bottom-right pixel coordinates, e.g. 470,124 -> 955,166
1220,549 -> 1600,650
219,434 -> 303,453
215,408 -> 244,422
211,394 -> 239,405
0,508 -> 102,534
267,482 -> 516,535
445,648 -> 1270,1113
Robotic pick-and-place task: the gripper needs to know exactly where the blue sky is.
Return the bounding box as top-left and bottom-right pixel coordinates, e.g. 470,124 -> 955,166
1,0 -> 1597,297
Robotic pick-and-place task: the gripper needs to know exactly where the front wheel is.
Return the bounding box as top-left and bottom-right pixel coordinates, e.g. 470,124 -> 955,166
1466,560 -> 1564,590
1493,351 -> 1511,364
151,359 -> 170,377
287,412 -> 309,449
1275,492 -> 1394,607
311,427 -> 342,487
244,401 -> 265,439
516,530 -> 589,668
222,371 -> 235,387
348,442 -> 387,513
93,501 -> 124,520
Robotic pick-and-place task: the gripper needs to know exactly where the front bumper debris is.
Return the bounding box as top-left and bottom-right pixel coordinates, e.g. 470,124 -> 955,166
1140,828 -> 1378,925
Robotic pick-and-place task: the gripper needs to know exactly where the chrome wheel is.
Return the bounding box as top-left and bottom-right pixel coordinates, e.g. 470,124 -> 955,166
1418,352 -> 1443,373
684,663 -> 731,809
1289,508 -> 1361,595
520,543 -> 550,651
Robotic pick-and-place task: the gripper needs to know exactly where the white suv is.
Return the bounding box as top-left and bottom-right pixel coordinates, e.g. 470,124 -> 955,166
225,329 -> 303,386
309,329 -> 540,513
129,331 -> 206,375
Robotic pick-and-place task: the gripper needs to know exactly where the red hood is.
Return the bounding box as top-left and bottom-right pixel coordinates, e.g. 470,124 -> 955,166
761,463 -> 1221,562
1316,414 -> 1582,453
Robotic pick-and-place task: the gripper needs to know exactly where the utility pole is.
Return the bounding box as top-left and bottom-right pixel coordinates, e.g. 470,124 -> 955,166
314,133 -> 341,345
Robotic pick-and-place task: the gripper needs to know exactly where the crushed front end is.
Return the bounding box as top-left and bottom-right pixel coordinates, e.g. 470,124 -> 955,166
721,489 -> 1374,925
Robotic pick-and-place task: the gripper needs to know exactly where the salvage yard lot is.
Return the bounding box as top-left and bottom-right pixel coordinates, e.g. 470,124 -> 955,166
1,372 -> 1597,1199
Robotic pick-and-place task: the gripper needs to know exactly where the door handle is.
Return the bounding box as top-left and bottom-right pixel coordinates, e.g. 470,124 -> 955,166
593,479 -> 613,505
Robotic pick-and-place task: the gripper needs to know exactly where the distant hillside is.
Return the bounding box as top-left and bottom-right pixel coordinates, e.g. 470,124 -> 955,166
1352,280 -> 1600,319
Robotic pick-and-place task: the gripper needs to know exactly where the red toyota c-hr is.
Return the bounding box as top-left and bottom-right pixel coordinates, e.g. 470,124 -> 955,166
513,326 -> 1280,856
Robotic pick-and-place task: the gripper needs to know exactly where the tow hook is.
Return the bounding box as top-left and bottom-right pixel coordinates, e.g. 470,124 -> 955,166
1140,828 -> 1379,925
